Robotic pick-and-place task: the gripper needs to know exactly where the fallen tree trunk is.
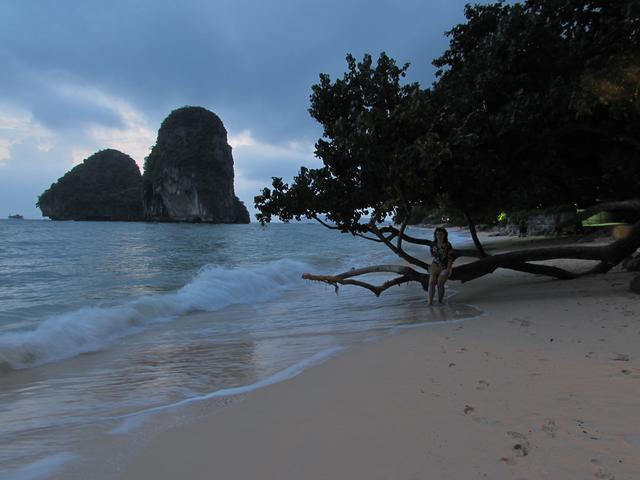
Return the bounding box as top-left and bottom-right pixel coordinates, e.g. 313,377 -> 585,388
303,218 -> 640,296
622,254 -> 640,271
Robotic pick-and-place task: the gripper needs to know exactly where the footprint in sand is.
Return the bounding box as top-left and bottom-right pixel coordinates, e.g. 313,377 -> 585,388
610,353 -> 630,362
542,419 -> 557,438
500,434 -> 531,464
476,380 -> 490,390
483,351 -> 504,360
507,431 -> 527,440
509,317 -> 530,327
594,468 -> 615,480
473,416 -> 501,427
576,419 -> 600,440
512,442 -> 529,457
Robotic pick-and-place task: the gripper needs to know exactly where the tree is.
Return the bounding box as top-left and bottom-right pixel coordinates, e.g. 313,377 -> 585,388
430,0 -> 640,211
255,0 -> 640,295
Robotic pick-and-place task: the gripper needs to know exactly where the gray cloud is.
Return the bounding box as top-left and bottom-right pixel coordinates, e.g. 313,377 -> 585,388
0,0 -> 477,218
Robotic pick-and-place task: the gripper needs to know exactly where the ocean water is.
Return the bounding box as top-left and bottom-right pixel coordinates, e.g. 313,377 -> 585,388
0,220 -> 477,479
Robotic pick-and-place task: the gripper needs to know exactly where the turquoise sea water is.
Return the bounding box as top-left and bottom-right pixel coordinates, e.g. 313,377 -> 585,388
0,220 -> 476,479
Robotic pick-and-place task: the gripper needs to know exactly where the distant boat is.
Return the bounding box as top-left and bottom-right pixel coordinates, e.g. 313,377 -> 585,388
8,214 -> 24,219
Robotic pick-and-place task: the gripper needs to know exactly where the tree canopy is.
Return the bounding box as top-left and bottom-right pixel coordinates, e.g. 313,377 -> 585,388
255,0 -> 640,293
430,0 -> 640,212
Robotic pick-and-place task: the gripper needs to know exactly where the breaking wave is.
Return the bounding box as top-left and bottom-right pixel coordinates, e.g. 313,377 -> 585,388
0,259 -> 311,371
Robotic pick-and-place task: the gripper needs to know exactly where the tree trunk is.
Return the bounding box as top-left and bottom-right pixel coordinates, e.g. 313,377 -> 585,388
302,217 -> 640,296
464,211 -> 487,257
451,219 -> 640,282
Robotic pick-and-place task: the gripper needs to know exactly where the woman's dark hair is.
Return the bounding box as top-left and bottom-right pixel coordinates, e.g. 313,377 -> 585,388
433,227 -> 449,243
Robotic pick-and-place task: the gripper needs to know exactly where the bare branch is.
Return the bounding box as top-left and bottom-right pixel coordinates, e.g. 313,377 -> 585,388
378,225 -> 480,258
370,225 -> 432,270
463,210 -> 487,257
397,207 -> 411,252
311,214 -> 383,242
330,264 -> 423,279
303,264 -> 428,295
353,233 -> 385,243
311,214 -> 340,230
303,270 -> 423,296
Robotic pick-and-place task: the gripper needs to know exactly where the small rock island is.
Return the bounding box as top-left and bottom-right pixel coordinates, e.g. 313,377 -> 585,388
37,106 -> 250,223
37,149 -> 143,221
143,106 -> 249,223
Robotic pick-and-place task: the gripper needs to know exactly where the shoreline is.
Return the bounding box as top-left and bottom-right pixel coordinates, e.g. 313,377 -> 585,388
113,236 -> 640,480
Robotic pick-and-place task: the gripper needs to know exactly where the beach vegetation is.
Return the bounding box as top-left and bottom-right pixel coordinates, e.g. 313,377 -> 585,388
256,0 -> 640,294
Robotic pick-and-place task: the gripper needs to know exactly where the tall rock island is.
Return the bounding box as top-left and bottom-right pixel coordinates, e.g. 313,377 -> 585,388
143,106 -> 250,223
37,149 -> 143,221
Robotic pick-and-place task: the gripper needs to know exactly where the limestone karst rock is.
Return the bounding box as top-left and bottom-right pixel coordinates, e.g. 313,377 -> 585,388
37,149 -> 143,221
142,106 -> 250,223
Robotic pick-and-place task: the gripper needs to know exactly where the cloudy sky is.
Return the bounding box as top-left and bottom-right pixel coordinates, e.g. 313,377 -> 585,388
0,0 -> 476,219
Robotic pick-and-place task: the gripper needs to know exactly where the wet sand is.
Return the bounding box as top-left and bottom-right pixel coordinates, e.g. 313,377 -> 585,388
118,238 -> 640,480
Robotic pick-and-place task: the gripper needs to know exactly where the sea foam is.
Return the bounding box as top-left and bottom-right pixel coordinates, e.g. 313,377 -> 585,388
0,259 -> 311,370
109,345 -> 344,434
3,452 -> 77,480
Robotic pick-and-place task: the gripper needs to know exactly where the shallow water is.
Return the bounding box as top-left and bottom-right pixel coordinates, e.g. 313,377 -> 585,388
0,220 -> 477,478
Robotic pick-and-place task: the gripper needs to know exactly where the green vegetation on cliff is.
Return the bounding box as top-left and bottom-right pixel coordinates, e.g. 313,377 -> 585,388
143,106 -> 250,223
37,149 -> 143,220
37,107 -> 250,223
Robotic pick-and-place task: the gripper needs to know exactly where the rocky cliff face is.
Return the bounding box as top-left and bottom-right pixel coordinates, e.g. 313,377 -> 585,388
37,149 -> 143,220
143,106 -> 250,223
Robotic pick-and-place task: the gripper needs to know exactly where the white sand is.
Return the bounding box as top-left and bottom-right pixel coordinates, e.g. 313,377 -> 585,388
118,240 -> 640,480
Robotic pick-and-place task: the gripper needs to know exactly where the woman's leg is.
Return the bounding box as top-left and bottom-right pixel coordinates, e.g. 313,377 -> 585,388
428,263 -> 441,305
428,277 -> 437,305
437,271 -> 449,303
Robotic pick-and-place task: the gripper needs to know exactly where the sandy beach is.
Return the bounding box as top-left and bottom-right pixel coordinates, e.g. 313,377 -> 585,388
117,236 -> 640,480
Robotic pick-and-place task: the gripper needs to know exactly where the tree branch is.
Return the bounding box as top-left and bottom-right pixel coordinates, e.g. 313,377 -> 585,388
464,210 -> 487,257
452,219 -> 640,282
379,225 -> 481,258
302,274 -> 417,296
397,207 -> 411,252
300,219 -> 640,296
302,264 -> 427,296
369,225 -> 432,270
311,215 -> 340,230
311,214 -> 384,242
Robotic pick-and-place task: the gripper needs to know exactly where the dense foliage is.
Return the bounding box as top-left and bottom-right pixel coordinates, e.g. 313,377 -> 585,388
143,106 -> 250,223
37,149 -> 143,220
143,106 -> 231,210
256,0 -> 640,232
431,0 -> 640,213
